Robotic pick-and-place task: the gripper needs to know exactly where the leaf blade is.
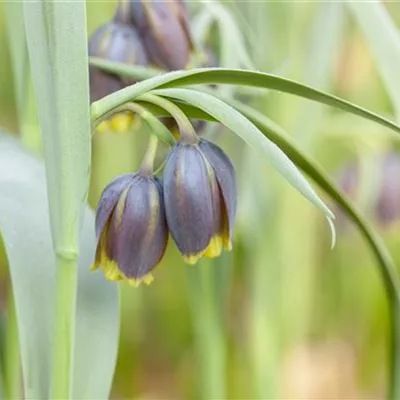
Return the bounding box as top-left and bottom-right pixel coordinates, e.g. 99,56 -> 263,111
0,134 -> 119,399
91,66 -> 400,137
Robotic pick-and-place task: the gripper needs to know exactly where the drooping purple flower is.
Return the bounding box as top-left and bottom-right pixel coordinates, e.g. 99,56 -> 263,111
163,139 -> 236,264
92,173 -> 168,286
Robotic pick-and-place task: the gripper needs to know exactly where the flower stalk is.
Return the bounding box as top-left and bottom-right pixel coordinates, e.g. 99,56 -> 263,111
139,135 -> 158,176
138,93 -> 198,144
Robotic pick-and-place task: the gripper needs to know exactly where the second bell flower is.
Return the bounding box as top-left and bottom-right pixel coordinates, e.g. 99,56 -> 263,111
163,139 -> 237,264
93,173 -> 168,286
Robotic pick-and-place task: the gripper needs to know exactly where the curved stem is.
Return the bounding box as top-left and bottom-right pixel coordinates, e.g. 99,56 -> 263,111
139,135 -> 158,176
137,93 -> 198,144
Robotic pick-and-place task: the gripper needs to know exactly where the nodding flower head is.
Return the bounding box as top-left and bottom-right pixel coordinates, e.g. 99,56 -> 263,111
88,21 -> 148,102
92,173 -> 168,286
129,0 -> 193,70
163,139 -> 237,264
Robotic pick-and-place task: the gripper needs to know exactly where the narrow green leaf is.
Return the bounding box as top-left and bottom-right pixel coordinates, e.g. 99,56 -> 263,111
149,88 -> 334,222
348,1 -> 400,119
0,134 -> 119,399
91,66 -> 400,137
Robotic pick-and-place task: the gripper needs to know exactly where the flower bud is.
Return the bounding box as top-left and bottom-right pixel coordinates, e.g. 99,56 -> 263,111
163,139 -> 236,264
92,173 -> 168,286
88,21 -> 149,102
129,0 -> 193,70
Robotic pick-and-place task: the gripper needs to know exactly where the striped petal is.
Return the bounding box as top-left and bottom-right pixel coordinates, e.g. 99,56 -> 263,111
107,176 -> 168,283
95,173 -> 136,240
163,143 -> 213,263
199,140 -> 237,242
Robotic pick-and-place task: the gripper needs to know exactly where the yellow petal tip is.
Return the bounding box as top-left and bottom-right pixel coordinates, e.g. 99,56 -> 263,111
183,253 -> 203,265
204,236 -> 223,258
126,273 -> 154,287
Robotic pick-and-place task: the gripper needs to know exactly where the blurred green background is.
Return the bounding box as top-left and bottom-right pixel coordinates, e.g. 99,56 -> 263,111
1,1 -> 400,398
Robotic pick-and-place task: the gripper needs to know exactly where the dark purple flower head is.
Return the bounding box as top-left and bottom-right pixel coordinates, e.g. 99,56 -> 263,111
92,173 -> 168,286
163,139 -> 236,264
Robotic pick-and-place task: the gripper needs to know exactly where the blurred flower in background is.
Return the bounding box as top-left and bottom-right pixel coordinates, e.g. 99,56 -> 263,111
336,152 -> 400,230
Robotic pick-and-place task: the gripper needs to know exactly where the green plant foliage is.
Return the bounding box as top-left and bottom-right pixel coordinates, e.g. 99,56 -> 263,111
0,133 -> 119,399
91,64 -> 400,138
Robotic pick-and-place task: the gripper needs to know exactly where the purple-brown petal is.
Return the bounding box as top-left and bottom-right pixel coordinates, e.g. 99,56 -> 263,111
88,22 -> 149,101
107,176 -> 168,280
199,140 -> 237,240
95,174 -> 136,240
163,143 -> 213,256
131,0 -> 191,70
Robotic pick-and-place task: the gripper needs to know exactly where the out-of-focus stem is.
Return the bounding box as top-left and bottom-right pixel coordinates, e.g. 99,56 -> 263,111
3,294 -> 20,399
389,303 -> 400,400
188,259 -> 226,399
51,255 -> 78,399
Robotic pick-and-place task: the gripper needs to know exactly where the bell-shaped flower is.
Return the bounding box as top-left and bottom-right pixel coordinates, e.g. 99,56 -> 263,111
163,139 -> 236,264
92,173 -> 168,286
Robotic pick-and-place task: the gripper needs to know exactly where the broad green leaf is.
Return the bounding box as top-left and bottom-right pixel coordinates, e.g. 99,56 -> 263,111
91,66 -> 400,138
148,88 -> 334,222
0,134 -> 119,399
348,1 -> 400,119
24,1 -> 91,255
24,3 -> 91,396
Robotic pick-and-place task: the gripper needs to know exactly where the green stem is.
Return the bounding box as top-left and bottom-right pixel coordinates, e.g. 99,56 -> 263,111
3,294 -> 20,400
51,255 -> 78,399
390,304 -> 400,399
139,135 -> 158,176
187,259 -> 226,399
137,93 -> 198,144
